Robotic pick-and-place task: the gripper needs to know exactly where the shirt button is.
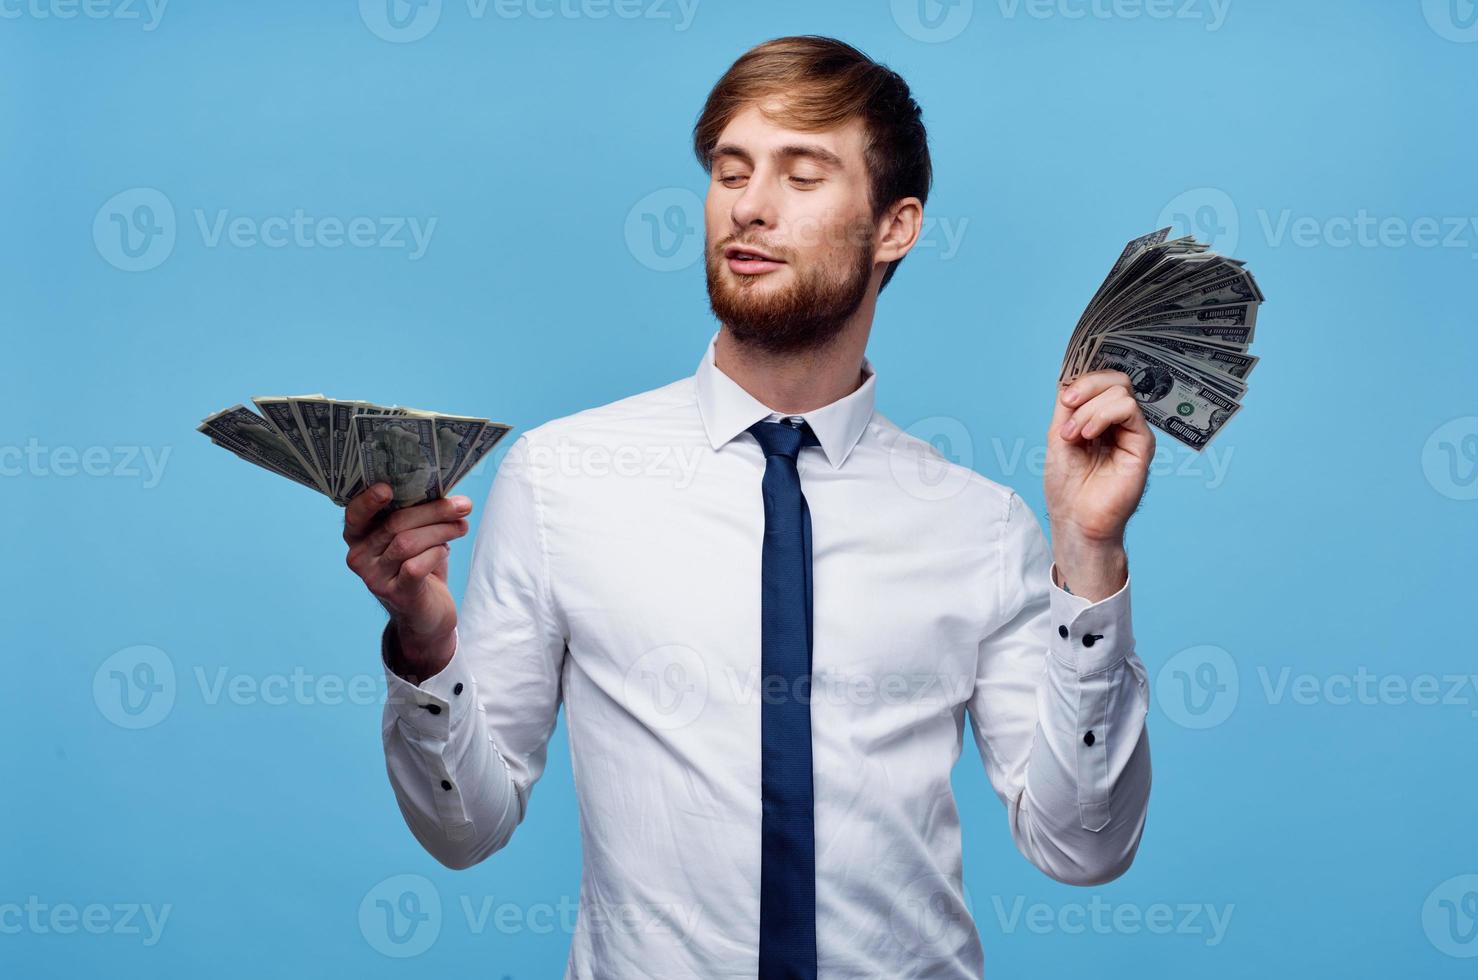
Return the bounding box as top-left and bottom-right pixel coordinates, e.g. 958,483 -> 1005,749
1057,625 -> 1069,639
1083,730 -> 1096,746
422,703 -> 442,715
1082,633 -> 1102,648
453,682 -> 464,696
440,779 -> 452,791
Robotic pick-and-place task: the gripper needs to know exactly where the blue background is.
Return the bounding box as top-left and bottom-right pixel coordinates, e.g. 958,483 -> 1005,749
5,0 -> 1476,976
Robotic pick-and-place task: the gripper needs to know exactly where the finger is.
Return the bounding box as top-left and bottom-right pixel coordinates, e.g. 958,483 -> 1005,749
383,519 -> 469,565
343,483 -> 393,542
359,495 -> 473,557
1061,390 -> 1139,441
1059,369 -> 1136,415
394,543 -> 450,586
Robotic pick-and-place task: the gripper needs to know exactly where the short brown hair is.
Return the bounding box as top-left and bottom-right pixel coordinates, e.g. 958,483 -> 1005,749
692,35 -> 932,294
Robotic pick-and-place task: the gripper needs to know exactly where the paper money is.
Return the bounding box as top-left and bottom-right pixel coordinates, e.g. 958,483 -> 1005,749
198,397 -> 513,507
1061,229 -> 1265,450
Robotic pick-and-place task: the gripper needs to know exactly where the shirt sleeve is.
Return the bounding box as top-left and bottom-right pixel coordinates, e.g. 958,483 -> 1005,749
379,433 -> 568,870
966,491 -> 1152,886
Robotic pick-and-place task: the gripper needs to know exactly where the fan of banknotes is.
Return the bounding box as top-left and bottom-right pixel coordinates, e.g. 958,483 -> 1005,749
197,397 -> 513,509
1060,228 -> 1263,451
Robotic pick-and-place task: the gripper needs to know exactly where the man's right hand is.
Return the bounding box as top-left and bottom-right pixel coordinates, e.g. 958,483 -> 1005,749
344,483 -> 472,681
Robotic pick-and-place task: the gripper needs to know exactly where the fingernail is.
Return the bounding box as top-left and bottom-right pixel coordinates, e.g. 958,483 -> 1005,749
373,485 -> 390,500
454,497 -> 471,513
1063,389 -> 1078,406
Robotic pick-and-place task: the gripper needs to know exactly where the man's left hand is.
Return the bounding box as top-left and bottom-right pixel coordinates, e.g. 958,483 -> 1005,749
1043,369 -> 1155,600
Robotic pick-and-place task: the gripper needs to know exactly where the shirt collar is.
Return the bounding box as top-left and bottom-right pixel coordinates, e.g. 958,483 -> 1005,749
693,329 -> 876,469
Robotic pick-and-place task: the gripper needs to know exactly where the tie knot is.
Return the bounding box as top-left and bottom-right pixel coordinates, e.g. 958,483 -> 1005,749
748,417 -> 820,460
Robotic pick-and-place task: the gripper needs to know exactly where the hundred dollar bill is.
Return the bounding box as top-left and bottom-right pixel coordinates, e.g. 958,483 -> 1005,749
1111,332 -> 1259,380
252,397 -> 329,493
291,396 -> 335,492
1086,340 -> 1242,451
200,405 -> 323,491
446,421 -> 513,487
355,414 -> 444,509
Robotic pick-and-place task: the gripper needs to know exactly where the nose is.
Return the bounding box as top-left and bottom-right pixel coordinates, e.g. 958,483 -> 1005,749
729,169 -> 778,233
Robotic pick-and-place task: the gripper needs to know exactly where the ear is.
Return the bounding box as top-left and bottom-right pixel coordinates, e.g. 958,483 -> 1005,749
874,197 -> 924,264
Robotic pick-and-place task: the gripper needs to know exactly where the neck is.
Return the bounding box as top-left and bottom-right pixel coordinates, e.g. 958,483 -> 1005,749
713,316 -> 872,415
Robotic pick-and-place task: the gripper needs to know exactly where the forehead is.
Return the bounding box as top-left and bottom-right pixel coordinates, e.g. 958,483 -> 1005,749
711,102 -> 867,168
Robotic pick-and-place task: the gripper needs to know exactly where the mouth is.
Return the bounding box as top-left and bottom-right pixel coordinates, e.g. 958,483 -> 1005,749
724,244 -> 786,275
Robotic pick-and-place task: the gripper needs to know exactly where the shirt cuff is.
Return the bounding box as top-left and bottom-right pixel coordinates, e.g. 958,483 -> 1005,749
1047,564 -> 1134,675
382,622 -> 475,741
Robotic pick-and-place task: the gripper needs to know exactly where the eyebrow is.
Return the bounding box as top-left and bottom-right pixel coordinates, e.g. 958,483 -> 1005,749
709,141 -> 846,171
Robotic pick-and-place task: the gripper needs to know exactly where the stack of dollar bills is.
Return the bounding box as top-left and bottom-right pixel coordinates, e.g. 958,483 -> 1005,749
1061,228 -> 1263,451
198,397 -> 513,509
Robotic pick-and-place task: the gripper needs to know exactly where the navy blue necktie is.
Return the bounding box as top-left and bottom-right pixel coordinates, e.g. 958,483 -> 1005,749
748,417 -> 821,980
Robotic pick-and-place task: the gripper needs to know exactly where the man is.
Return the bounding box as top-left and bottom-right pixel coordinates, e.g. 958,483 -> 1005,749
344,35 -> 1152,979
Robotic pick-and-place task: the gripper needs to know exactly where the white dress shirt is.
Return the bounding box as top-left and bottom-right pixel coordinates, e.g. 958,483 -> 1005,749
380,329 -> 1152,979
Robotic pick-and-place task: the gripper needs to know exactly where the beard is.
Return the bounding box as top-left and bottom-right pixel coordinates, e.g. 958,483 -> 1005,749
705,228 -> 876,356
